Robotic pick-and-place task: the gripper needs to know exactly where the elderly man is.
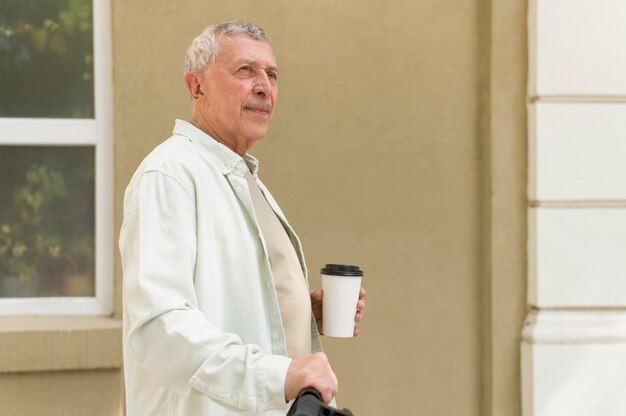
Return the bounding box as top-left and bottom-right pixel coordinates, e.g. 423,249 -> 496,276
119,21 -> 365,416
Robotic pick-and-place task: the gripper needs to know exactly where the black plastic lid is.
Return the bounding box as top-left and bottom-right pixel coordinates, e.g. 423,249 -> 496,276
321,264 -> 364,277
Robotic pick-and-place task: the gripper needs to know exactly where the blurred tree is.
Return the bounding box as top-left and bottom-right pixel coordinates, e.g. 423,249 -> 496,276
0,147 -> 95,297
0,0 -> 94,118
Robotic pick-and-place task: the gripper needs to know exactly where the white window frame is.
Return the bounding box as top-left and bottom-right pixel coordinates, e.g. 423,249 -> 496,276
0,1 -> 113,315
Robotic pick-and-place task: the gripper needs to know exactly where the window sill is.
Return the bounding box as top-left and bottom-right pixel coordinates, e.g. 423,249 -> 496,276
0,316 -> 121,373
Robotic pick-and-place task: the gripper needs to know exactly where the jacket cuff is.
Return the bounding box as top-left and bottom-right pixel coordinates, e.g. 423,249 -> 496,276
255,354 -> 292,410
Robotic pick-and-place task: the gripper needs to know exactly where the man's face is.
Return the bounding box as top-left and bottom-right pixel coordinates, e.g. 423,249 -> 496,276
197,33 -> 278,149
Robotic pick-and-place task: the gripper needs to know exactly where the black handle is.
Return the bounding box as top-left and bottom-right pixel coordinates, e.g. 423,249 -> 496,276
287,388 -> 354,416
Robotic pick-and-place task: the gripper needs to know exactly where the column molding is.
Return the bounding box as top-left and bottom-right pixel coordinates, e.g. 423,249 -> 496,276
523,309 -> 626,345
480,0 -> 528,415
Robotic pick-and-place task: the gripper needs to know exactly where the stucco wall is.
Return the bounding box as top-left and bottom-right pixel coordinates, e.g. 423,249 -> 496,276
0,369 -> 121,416
114,1 -> 481,415
111,1 -> 526,415
0,1 -> 528,415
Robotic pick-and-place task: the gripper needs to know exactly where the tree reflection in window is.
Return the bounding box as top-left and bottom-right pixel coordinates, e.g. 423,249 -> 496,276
0,0 -> 94,118
0,147 -> 95,297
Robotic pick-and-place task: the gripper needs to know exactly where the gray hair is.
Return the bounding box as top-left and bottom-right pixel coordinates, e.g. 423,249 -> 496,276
184,21 -> 270,73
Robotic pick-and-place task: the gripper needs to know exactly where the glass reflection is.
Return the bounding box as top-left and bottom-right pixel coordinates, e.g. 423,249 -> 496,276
0,146 -> 95,297
0,0 -> 94,118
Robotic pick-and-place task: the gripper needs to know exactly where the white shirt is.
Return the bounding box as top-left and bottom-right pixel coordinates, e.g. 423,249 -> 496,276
119,120 -> 323,416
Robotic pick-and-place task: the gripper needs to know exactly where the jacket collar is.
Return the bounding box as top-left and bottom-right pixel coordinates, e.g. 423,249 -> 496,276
173,119 -> 260,176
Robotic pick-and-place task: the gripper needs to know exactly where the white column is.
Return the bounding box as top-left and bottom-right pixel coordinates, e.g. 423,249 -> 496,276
525,1 -> 626,415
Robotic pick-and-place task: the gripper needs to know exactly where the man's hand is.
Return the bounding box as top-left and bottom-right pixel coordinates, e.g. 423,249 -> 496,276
311,287 -> 367,336
284,352 -> 338,405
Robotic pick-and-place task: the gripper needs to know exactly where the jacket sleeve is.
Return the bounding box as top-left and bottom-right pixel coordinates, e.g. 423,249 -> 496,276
119,169 -> 292,412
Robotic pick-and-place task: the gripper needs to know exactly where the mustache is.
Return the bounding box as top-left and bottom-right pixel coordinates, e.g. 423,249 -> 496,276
244,102 -> 272,112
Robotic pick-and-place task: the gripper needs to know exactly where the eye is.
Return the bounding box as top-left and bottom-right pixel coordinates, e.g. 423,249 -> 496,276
238,65 -> 254,75
266,71 -> 278,85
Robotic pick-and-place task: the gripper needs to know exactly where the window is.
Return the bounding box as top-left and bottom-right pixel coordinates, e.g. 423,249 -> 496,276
0,0 -> 112,315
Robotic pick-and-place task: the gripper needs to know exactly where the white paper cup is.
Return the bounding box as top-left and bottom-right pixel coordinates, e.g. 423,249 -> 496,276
321,264 -> 364,337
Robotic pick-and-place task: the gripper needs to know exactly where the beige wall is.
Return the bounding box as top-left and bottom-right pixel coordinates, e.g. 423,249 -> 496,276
0,2 -> 525,415
0,369 -> 121,416
112,1 -> 527,415
0,315 -> 122,416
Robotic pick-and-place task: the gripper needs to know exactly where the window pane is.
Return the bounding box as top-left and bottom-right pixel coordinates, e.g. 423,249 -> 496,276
0,0 -> 94,118
0,146 -> 95,297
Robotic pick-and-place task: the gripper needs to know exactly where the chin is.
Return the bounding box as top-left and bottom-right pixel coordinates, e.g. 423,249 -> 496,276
246,128 -> 270,142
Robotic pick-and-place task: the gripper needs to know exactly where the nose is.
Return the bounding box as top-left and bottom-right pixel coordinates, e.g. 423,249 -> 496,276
253,73 -> 272,96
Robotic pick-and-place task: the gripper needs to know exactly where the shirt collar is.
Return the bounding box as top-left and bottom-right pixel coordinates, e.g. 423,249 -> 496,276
172,119 -> 260,176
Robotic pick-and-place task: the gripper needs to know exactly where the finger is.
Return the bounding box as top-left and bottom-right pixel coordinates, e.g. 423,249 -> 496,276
354,311 -> 364,322
310,288 -> 323,302
321,384 -> 337,404
359,287 -> 366,298
353,326 -> 360,337
318,365 -> 338,404
324,374 -> 339,404
356,299 -> 365,311
321,389 -> 334,405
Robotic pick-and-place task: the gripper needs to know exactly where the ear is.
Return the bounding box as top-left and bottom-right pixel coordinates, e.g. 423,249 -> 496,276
183,71 -> 204,101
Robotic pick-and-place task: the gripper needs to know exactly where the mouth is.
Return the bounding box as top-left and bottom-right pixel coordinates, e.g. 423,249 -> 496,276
244,103 -> 272,115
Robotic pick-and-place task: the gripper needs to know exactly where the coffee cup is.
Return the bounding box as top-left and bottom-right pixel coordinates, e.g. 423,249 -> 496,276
321,264 -> 364,337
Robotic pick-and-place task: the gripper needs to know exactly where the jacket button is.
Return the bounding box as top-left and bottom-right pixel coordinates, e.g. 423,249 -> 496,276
272,333 -> 279,341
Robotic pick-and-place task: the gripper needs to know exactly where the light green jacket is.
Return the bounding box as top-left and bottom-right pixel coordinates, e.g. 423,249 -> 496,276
119,120 -> 322,416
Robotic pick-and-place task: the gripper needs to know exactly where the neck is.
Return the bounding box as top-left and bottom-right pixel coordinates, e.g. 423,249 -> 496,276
189,110 -> 250,157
